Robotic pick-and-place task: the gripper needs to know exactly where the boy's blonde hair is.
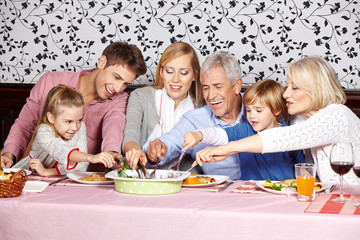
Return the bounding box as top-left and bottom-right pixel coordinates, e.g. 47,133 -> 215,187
22,84 -> 84,158
287,56 -> 346,109
243,79 -> 289,123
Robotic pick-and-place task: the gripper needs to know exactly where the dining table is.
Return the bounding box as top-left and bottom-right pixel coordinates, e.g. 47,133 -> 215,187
0,173 -> 359,240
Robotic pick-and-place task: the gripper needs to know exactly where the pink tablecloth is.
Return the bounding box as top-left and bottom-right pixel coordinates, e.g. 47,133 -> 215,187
0,180 -> 359,240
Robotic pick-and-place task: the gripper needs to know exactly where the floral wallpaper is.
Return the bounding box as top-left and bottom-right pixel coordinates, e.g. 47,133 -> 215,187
1,0 -> 359,89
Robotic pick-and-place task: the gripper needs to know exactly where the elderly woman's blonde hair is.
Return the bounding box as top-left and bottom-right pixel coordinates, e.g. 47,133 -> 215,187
287,56 -> 346,109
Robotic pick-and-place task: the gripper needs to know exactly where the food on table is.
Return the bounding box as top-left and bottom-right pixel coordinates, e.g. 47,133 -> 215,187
79,173 -> 111,182
262,179 -> 323,192
183,173 -> 216,185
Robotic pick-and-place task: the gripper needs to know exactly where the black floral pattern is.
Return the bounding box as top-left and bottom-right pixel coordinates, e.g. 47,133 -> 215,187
0,0 -> 359,89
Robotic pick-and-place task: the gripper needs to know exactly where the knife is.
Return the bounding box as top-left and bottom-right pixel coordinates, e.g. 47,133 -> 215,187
218,181 -> 234,192
49,176 -> 69,186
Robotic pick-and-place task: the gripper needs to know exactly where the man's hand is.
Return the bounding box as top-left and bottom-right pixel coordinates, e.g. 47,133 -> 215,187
146,139 -> 167,163
1,152 -> 15,168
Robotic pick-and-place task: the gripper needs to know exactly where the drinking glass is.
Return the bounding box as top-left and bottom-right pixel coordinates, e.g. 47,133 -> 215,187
295,163 -> 316,202
353,165 -> 360,207
329,143 -> 354,203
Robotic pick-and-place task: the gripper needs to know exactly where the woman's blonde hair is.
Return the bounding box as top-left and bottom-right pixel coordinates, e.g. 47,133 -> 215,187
154,42 -> 204,107
287,56 -> 346,109
22,84 -> 84,158
243,79 -> 289,123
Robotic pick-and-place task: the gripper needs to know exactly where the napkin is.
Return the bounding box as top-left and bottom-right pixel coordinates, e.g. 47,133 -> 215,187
231,181 -> 268,194
305,193 -> 360,215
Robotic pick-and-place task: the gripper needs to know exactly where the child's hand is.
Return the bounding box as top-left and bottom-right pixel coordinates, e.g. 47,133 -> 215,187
29,159 -> 48,176
87,152 -> 115,168
183,131 -> 203,152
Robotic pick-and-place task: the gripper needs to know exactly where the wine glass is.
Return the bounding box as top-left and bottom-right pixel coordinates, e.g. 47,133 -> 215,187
329,142 -> 354,203
353,165 -> 360,207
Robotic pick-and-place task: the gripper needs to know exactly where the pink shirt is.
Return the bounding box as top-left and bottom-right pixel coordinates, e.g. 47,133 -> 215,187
3,70 -> 128,160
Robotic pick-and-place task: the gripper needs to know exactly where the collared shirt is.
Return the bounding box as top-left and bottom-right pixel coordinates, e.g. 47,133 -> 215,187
143,96 -> 247,180
3,70 -> 128,160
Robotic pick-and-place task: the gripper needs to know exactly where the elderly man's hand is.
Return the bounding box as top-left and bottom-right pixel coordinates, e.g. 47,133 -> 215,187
146,139 -> 167,163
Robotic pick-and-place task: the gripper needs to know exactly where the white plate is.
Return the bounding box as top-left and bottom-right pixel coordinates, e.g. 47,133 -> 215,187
4,168 -> 32,176
67,171 -> 114,185
182,175 -> 230,188
23,181 -> 49,193
255,180 -> 335,195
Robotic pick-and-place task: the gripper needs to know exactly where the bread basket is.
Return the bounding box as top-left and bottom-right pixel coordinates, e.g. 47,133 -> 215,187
0,169 -> 28,198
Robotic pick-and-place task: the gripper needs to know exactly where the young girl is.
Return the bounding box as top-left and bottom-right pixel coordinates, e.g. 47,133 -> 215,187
183,79 -> 304,180
13,85 -> 115,176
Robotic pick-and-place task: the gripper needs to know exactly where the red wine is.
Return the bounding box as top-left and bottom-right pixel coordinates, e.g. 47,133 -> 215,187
330,161 -> 354,175
353,166 -> 360,178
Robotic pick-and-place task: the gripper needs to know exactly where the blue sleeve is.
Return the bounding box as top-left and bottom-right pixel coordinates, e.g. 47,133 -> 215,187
143,114 -> 198,164
225,123 -> 254,141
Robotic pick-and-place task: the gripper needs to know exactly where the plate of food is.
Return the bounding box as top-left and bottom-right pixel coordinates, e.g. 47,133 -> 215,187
4,168 -> 32,176
67,171 -> 114,185
255,179 -> 334,195
182,173 -> 230,188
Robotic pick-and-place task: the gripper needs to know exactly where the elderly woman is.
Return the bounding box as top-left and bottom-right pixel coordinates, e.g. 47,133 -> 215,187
195,56 -> 360,184
122,42 -> 203,169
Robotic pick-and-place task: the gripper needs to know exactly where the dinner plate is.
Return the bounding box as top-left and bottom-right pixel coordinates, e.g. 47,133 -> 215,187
67,171 -> 114,185
23,181 -> 49,193
4,168 -> 32,176
182,175 -> 230,188
255,180 -> 335,195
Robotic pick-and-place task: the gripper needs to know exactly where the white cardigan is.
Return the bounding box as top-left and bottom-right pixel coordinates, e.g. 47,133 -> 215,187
259,104 -> 360,185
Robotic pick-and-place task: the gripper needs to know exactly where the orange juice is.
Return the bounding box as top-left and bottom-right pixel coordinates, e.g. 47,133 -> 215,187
296,176 -> 315,196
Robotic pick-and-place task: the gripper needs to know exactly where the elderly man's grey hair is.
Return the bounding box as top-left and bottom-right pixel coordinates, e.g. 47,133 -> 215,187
200,51 -> 242,86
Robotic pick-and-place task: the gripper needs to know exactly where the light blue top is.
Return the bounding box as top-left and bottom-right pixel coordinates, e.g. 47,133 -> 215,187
143,100 -> 247,180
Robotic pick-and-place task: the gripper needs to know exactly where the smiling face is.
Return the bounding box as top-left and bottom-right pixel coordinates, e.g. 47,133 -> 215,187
95,56 -> 137,100
160,54 -> 195,108
47,105 -> 84,140
245,100 -> 279,132
283,77 -> 317,118
201,66 -> 242,123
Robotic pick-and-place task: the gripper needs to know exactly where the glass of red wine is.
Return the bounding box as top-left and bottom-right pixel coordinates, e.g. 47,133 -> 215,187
354,165 -> 360,207
330,143 -> 354,203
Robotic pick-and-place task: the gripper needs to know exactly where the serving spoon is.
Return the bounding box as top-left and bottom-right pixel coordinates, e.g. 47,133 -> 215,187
149,159 -> 160,179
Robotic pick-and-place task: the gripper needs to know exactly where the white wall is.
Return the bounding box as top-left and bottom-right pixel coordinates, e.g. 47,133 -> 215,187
1,0 -> 359,89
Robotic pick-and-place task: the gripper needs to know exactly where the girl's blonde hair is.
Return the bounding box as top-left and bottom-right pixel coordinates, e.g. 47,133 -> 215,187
22,84 -> 84,158
243,79 -> 289,123
287,56 -> 346,109
154,42 -> 204,107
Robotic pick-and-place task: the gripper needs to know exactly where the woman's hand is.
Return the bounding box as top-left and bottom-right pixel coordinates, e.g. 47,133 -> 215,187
182,131 -> 203,152
87,152 -> 115,168
195,144 -> 232,166
126,148 -> 148,169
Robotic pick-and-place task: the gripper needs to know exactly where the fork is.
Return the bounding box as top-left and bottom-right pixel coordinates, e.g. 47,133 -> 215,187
149,159 -> 160,179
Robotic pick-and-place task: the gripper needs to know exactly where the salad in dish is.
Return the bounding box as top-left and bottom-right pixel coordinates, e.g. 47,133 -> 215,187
262,179 -> 323,193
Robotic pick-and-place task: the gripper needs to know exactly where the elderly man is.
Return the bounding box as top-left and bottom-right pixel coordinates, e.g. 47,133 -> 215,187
143,51 -> 246,179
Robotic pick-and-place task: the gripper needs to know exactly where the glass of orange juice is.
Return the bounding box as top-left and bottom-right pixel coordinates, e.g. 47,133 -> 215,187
295,163 -> 316,202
